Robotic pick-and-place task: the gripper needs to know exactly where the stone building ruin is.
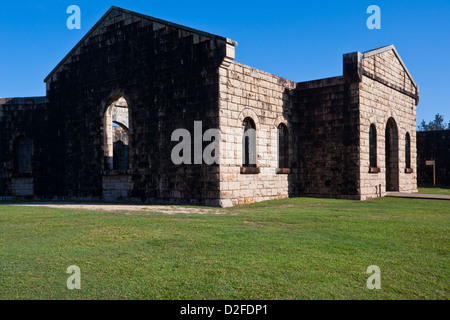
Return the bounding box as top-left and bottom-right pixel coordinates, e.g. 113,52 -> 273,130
0,6 -> 419,206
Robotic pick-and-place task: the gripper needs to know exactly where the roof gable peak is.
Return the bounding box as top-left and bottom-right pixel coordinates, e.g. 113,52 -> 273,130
44,6 -> 236,82
362,44 -> 416,87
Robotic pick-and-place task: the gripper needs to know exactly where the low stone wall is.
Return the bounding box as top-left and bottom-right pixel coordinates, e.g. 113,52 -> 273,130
102,174 -> 134,201
11,177 -> 34,197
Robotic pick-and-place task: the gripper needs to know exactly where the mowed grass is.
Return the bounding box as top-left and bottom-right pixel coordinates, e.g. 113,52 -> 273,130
418,187 -> 450,196
0,197 -> 448,300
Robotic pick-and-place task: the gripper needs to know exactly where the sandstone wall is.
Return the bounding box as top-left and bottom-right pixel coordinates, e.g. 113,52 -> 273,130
0,8 -> 420,206
0,97 -> 51,199
359,48 -> 418,199
296,77 -> 361,199
218,61 -> 297,207
45,8 -> 231,205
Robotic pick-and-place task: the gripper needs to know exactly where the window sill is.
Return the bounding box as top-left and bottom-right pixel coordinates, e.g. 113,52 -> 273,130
369,167 -> 380,174
102,170 -> 131,176
13,173 -> 33,178
276,168 -> 291,174
240,167 -> 260,174
405,168 -> 414,174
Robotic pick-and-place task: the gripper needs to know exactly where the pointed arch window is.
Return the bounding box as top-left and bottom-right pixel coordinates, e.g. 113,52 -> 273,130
369,124 -> 379,173
278,123 -> 289,169
240,117 -> 261,174
242,117 -> 256,167
405,132 -> 411,171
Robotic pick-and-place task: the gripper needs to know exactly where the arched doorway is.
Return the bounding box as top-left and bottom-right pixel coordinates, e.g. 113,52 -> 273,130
104,96 -> 130,171
102,95 -> 133,201
385,117 -> 399,191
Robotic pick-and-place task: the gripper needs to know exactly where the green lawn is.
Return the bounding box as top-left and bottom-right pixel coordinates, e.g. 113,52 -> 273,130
0,197 -> 448,300
418,187 -> 450,196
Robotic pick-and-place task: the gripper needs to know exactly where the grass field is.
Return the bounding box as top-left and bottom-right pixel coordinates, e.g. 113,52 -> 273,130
0,197 -> 448,300
418,187 -> 450,196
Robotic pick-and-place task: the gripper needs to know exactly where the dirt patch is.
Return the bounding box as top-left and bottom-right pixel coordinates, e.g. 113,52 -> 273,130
10,202 -> 224,215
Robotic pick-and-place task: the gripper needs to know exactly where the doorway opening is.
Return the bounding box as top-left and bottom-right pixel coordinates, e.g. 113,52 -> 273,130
385,117 -> 399,191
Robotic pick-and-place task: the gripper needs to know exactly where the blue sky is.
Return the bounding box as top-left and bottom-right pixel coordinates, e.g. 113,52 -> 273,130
1,0 -> 449,124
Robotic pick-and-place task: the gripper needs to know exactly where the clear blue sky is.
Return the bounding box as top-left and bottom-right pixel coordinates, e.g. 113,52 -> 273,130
1,0 -> 449,124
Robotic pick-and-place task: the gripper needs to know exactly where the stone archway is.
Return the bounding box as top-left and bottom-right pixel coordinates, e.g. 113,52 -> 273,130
385,117 -> 399,191
104,96 -> 130,171
102,95 -> 133,201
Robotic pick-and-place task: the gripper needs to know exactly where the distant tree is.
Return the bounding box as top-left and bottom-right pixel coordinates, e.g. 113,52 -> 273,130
418,113 -> 450,131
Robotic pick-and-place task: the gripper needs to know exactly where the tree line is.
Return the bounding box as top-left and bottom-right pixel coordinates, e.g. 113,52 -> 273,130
418,113 -> 450,131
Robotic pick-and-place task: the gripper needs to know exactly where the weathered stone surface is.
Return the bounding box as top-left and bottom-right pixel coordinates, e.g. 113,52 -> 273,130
0,8 -> 419,206
295,76 -> 360,200
358,47 -> 418,199
0,97 -> 51,199
43,7 -> 228,204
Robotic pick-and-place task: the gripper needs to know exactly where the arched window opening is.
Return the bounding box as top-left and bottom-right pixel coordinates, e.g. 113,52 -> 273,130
405,132 -> 411,169
104,96 -> 130,171
369,124 -> 377,168
278,123 -> 289,168
385,117 -> 399,191
242,117 -> 256,167
15,136 -> 32,174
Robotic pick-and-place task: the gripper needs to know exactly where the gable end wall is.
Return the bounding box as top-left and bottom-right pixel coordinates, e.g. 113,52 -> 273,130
359,50 -> 418,199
